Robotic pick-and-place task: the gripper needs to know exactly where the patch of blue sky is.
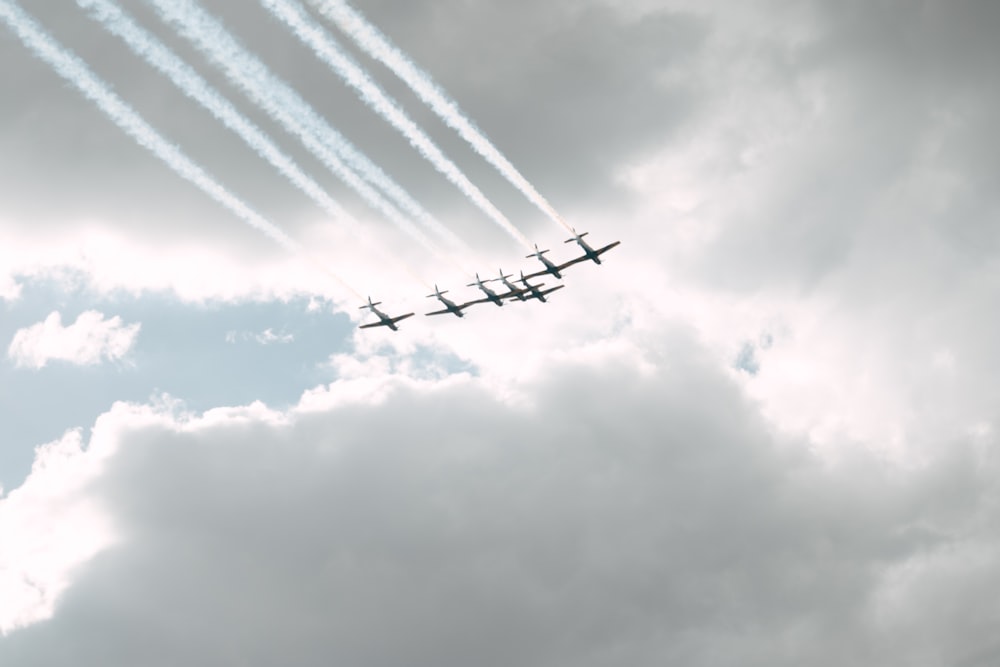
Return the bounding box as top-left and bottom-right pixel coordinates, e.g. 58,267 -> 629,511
0,275 -> 354,494
733,340 -> 760,376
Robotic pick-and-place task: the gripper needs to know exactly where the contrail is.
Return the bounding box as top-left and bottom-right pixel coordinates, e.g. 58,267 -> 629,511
76,0 -> 351,229
145,0 -> 470,261
309,0 -> 574,234
75,0 -> 432,289
0,0 -> 361,300
261,0 -> 534,249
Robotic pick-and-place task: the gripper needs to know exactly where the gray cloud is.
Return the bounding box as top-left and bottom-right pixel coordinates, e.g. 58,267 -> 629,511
2,334 -> 999,665
338,0 -> 707,218
677,0 -> 1000,289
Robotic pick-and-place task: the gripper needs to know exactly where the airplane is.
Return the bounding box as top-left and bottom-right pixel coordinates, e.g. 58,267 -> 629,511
494,268 -> 533,301
358,297 -> 415,331
425,284 -> 484,318
522,244 -> 579,280
495,268 -> 562,303
563,228 -> 621,265
518,271 -> 565,303
466,272 -> 522,307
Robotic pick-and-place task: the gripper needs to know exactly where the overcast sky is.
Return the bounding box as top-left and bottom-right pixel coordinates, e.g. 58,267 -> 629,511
3,0 -> 1000,664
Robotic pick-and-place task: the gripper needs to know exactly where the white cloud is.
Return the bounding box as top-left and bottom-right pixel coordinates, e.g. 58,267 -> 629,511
0,429 -> 117,635
0,273 -> 21,302
0,221 -> 356,307
8,311 -> 141,369
225,328 -> 295,345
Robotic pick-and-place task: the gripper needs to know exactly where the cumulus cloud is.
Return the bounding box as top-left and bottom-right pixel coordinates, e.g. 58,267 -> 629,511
8,311 -> 140,369
0,335 -> 998,665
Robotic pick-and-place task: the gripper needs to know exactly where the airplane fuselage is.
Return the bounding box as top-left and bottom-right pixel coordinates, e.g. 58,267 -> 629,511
474,284 -> 504,306
436,296 -> 465,317
500,278 -> 528,301
526,287 -> 546,301
568,238 -> 620,265
577,241 -> 603,264
372,312 -> 399,330
536,256 -> 563,279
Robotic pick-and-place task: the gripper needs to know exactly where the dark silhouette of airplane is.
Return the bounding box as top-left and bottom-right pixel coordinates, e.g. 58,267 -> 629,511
425,285 -> 483,318
358,297 -> 414,331
466,272 -> 522,306
517,271 -> 565,303
563,228 -> 621,265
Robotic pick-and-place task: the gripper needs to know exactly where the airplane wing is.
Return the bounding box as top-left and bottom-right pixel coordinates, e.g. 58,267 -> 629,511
557,255 -> 591,270
539,284 -> 565,297
359,312 -> 415,329
522,262 -> 577,280
425,301 -> 484,316
521,268 -> 551,280
389,313 -> 415,325
496,286 -> 527,299
425,299 -> 484,316
594,240 -> 621,256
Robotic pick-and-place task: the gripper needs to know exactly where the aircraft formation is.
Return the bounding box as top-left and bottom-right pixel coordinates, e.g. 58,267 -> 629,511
360,231 -> 620,331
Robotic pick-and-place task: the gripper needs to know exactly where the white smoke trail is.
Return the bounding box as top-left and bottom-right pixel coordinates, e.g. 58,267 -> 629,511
310,0 -> 574,234
145,0 -> 469,260
0,0 -> 361,301
76,0 -> 352,223
75,0 -> 432,288
262,0 -> 534,249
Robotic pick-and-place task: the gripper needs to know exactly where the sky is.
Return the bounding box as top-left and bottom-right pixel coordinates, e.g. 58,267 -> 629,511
2,0 -> 1000,664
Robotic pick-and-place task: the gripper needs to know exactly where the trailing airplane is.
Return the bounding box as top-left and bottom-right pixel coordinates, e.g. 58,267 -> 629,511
467,272 -> 521,307
522,244 -> 577,280
358,297 -> 415,331
518,271 -> 565,303
563,228 -> 621,265
425,284 -> 481,318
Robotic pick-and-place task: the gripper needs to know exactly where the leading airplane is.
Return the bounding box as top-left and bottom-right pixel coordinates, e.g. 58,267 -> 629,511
563,228 -> 621,265
358,297 -> 415,331
425,284 -> 482,318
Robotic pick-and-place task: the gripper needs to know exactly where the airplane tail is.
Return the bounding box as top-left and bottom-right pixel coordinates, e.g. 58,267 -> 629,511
526,244 -> 549,258
426,285 -> 448,298
467,272 -> 490,287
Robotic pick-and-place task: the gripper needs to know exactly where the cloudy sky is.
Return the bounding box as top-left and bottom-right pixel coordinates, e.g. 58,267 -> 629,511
3,0 -> 1000,664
